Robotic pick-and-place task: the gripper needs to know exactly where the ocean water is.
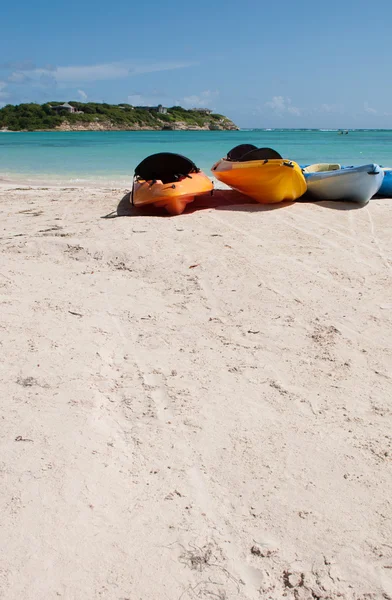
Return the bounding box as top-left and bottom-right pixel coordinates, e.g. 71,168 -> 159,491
1,129 -> 392,187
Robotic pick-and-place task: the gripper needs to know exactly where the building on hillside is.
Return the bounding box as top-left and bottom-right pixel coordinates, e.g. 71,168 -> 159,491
51,102 -> 76,114
137,104 -> 167,114
193,108 -> 212,114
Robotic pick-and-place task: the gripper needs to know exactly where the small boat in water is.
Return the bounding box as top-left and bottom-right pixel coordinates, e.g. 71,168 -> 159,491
131,153 -> 213,215
302,163 -> 384,204
211,145 -> 307,204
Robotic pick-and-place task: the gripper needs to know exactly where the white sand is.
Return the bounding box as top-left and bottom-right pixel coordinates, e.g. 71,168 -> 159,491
1,184 -> 391,599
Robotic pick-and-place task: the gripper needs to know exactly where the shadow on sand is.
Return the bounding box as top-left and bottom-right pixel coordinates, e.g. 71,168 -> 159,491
102,189 -> 368,219
297,192 -> 369,211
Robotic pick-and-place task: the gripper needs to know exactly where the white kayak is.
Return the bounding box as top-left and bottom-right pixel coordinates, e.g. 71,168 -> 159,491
303,163 -> 384,204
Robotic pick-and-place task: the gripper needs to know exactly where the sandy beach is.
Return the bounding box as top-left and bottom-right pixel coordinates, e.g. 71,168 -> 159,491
1,183 -> 391,599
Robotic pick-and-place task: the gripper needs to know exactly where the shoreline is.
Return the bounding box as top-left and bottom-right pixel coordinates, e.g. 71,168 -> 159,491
3,127 -> 392,132
3,127 -> 392,133
0,173 -> 230,190
0,175 -> 132,189
0,128 -> 239,133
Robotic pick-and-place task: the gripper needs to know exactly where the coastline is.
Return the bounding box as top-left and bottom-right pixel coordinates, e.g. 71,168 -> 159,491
53,120 -> 239,132
0,125 -> 239,132
1,181 -> 391,598
0,102 -> 240,132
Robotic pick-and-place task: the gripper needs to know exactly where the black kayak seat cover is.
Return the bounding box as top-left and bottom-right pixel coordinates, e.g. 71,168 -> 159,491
134,152 -> 199,184
226,144 -> 257,161
239,147 -> 283,162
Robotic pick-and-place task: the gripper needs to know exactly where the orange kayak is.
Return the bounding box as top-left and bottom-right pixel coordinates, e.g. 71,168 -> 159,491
132,153 -> 213,215
211,146 -> 306,204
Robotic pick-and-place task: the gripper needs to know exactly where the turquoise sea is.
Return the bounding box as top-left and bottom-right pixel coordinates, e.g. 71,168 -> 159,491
1,129 -> 392,187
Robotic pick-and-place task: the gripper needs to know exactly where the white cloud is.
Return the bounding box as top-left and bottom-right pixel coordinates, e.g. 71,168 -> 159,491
54,63 -> 130,82
23,60 -> 197,84
182,90 -> 219,108
265,96 -> 286,112
7,71 -> 30,84
39,73 -> 57,88
78,89 -> 87,101
129,61 -> 197,76
364,102 -> 377,114
265,96 -> 301,116
320,103 -> 339,113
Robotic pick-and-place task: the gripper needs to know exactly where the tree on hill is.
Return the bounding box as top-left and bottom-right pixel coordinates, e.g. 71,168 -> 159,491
0,102 -> 237,131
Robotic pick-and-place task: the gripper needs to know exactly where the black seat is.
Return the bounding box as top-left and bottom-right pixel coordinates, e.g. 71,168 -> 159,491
226,144 -> 258,161
239,147 -> 282,162
134,152 -> 199,184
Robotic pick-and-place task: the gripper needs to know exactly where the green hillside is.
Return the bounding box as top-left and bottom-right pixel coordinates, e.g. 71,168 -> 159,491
0,102 -> 238,131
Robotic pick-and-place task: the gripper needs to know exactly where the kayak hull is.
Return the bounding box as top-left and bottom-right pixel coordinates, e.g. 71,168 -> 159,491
304,164 -> 384,204
132,172 -> 213,215
211,158 -> 307,204
377,168 -> 392,197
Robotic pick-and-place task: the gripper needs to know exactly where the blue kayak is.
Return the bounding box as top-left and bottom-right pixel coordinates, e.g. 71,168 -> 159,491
377,168 -> 392,197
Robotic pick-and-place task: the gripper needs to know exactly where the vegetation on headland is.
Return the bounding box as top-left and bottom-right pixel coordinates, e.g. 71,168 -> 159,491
0,102 -> 239,131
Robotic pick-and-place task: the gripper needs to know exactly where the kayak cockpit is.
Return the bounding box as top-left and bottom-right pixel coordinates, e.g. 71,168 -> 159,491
303,163 -> 341,174
134,152 -> 200,184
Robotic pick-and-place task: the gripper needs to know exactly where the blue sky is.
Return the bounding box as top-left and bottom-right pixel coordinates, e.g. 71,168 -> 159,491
1,0 -> 391,128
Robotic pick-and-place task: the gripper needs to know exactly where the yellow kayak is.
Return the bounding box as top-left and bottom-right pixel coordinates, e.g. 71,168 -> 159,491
211,146 -> 306,204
